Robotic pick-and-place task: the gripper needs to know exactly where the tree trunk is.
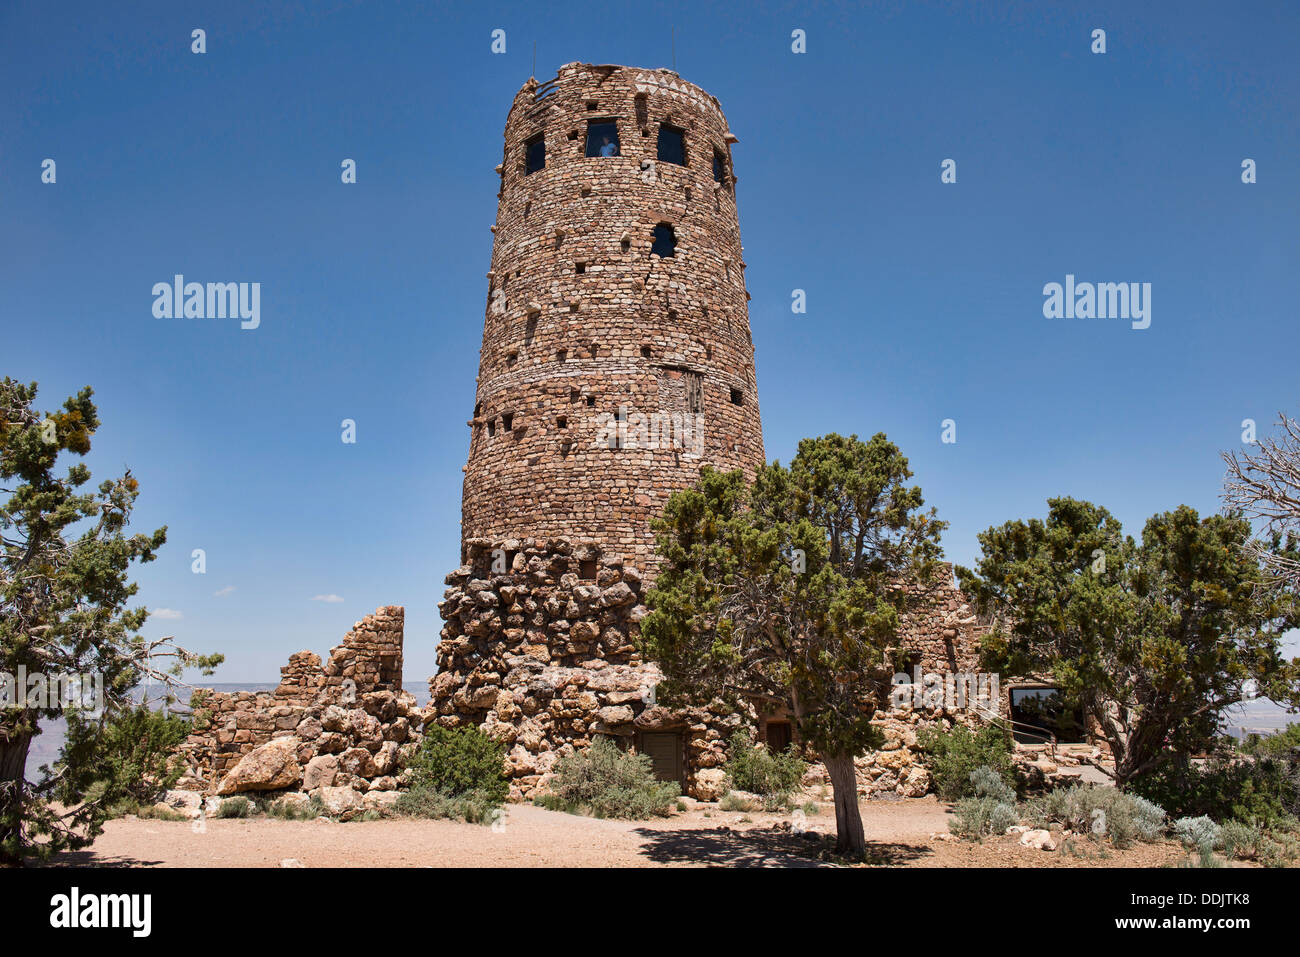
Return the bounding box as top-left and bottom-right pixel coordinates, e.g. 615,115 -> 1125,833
0,726 -> 32,867
823,752 -> 866,858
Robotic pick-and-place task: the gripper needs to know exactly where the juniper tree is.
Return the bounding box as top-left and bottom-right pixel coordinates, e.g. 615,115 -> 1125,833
956,498 -> 1300,788
0,379 -> 220,865
640,434 -> 944,856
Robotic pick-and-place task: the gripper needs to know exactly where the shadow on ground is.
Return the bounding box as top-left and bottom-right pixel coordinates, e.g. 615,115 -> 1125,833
633,824 -> 934,867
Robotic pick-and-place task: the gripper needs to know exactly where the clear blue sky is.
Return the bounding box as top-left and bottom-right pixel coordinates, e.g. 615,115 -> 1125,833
3,0 -> 1297,684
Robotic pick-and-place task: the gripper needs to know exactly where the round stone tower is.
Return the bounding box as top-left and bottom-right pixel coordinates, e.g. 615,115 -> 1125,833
461,62 -> 764,571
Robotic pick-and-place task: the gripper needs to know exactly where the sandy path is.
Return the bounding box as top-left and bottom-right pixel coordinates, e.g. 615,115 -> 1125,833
47,797 -> 1191,868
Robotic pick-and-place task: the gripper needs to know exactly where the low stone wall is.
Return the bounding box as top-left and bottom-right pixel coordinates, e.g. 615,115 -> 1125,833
175,606 -> 424,798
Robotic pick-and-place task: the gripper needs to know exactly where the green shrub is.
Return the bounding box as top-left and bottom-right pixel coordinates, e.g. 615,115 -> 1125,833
544,737 -> 679,819
215,797 -> 253,819
1131,753 -> 1298,828
724,730 -> 807,809
1219,820 -> 1263,860
950,764 -> 1019,841
1027,784 -> 1165,848
1241,723 -> 1300,761
404,724 -> 509,804
917,723 -> 1015,800
62,705 -> 191,809
394,786 -> 501,825
1172,815 -> 1221,852
268,796 -> 323,820
719,791 -> 758,812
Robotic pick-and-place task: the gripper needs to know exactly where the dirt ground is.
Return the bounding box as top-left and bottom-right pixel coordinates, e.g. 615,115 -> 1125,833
46,796 -> 1199,868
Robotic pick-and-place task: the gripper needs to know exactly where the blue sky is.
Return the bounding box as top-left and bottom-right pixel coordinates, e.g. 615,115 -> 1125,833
2,0 -> 1297,689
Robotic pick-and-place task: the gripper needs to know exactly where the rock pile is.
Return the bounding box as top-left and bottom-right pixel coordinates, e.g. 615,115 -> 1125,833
173,606 -> 426,810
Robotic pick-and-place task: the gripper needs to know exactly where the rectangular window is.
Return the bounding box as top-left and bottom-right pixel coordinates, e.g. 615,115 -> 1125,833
657,125 -> 686,166
686,371 -> 704,413
1009,687 -> 1086,744
585,120 -> 620,158
525,133 -> 545,175
712,150 -> 726,183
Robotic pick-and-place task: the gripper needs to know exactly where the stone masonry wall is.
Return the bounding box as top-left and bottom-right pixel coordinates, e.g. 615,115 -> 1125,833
461,63 -> 765,571
431,539 -> 741,799
175,606 -> 423,798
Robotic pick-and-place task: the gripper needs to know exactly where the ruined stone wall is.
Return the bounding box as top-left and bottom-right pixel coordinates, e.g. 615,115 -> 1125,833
176,606 -> 422,796
895,563 -> 986,674
462,63 -> 765,570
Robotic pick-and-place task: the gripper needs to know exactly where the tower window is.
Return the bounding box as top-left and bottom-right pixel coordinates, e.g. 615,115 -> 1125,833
713,150 -> 726,183
556,416 -> 567,429
651,223 -> 676,258
657,125 -> 686,166
730,387 -> 743,406
525,133 -> 545,175
502,412 -> 514,431
487,418 -> 497,437
585,121 -> 620,158
641,345 -> 652,358
575,262 -> 586,274
585,395 -> 596,407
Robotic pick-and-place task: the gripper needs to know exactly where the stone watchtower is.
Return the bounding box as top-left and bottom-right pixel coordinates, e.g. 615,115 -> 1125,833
432,64 -> 765,799
461,62 -> 765,567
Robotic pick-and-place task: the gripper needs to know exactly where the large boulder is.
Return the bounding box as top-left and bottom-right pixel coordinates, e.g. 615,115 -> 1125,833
692,768 -> 728,802
303,754 -> 340,791
317,785 -> 364,817
216,737 -> 303,795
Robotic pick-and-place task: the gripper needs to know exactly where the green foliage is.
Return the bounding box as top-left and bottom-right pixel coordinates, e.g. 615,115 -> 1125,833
641,434 -> 946,854
394,787 -> 501,825
1219,820 -> 1263,860
0,379 -> 222,865
724,729 -> 807,809
63,705 -> 190,808
1172,815 -> 1221,851
1130,753 -> 1299,828
957,497 -> 1300,786
543,737 -> 679,819
268,796 -> 323,820
1027,783 -> 1166,848
215,797 -> 253,819
719,791 -> 758,812
1242,723 -> 1300,760
916,723 -> 1015,800
950,766 -> 1019,840
403,724 -> 509,804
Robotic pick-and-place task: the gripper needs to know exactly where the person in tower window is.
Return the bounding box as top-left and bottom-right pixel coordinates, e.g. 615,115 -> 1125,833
599,134 -> 619,157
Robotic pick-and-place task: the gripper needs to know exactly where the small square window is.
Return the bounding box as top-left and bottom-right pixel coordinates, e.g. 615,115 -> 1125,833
658,126 -> 686,166
579,559 -> 598,579
585,395 -> 596,407
575,262 -> 586,274
586,121 -> 620,158
525,134 -> 545,175
730,388 -> 743,406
